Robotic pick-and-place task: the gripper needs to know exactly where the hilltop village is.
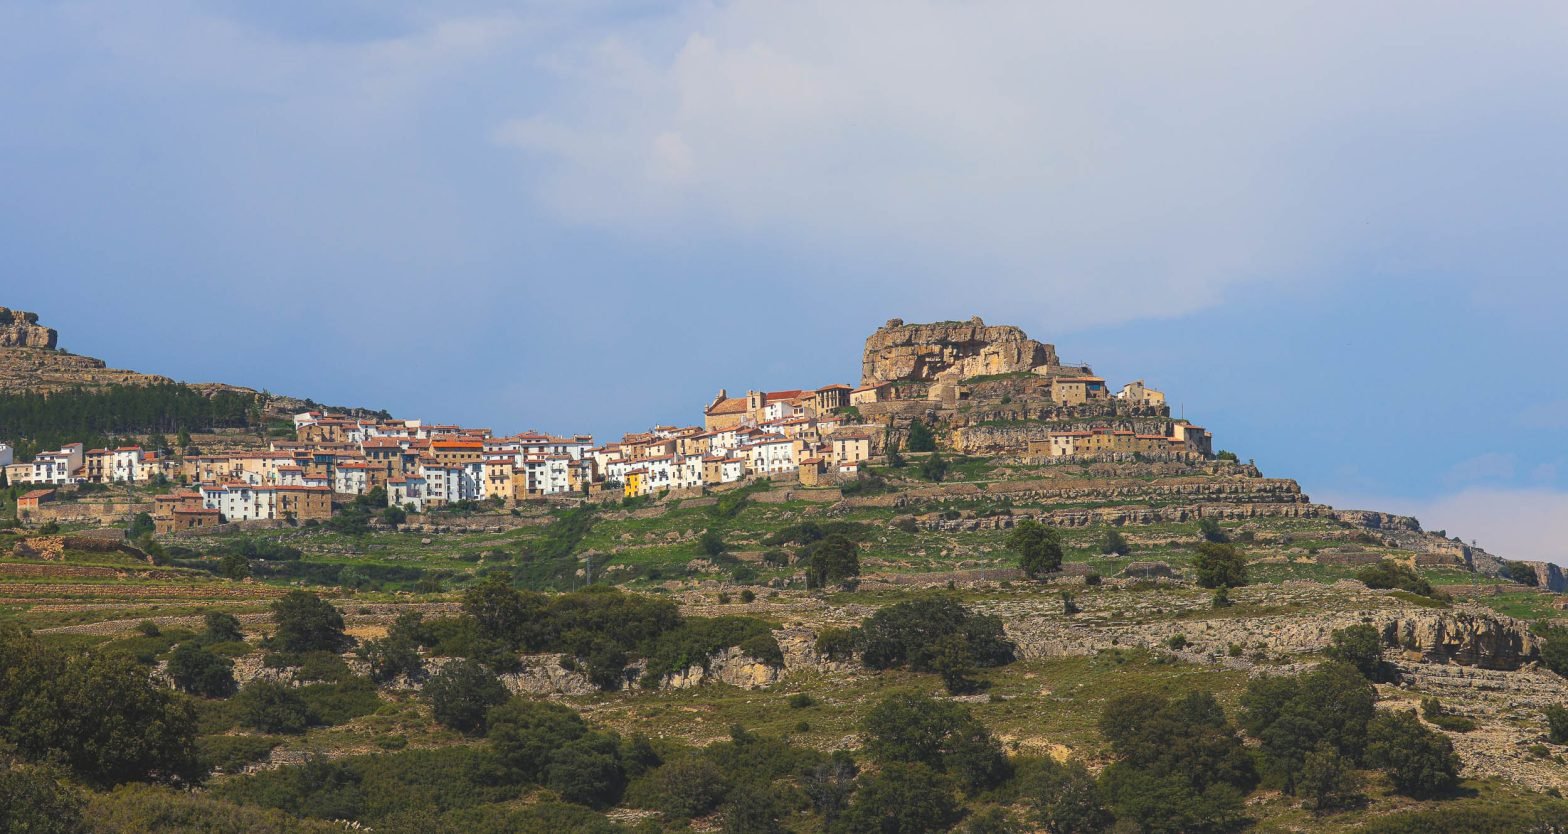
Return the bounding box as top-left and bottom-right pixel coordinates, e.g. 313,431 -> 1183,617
3,317 -> 1214,530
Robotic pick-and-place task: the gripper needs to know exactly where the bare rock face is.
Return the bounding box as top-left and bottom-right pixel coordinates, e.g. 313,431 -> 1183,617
860,317 -> 1058,387
0,308 -> 57,348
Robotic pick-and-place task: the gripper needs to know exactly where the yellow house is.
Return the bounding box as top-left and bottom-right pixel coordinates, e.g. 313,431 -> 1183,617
623,470 -> 644,498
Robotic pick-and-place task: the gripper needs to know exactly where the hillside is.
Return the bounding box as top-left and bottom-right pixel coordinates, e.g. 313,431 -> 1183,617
2,315 -> 1567,833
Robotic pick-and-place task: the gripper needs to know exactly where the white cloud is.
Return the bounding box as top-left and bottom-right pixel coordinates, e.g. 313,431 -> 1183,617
1442,452 -> 1517,488
1319,488 -> 1568,564
497,0 -> 1568,327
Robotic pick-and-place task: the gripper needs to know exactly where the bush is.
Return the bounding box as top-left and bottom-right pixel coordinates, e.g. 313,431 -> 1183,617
1192,541 -> 1247,588
1100,691 -> 1256,797
650,755 -> 729,819
815,627 -> 857,661
1547,704 -> 1568,744
1008,520 -> 1063,578
862,693 -> 1009,792
269,592 -> 347,654
1365,710 -> 1461,797
1198,518 -> 1228,543
167,643 -> 237,698
546,734 -> 626,809
919,453 -> 949,482
357,636 -> 423,684
1420,697 -> 1476,733
298,676 -> 381,727
425,660 -> 509,735
1501,560 -> 1540,586
237,680 -> 311,734
198,734 -> 280,775
1355,561 -> 1435,598
699,529 -> 727,557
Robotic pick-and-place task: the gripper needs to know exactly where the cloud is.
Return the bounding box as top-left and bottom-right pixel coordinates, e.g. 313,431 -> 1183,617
1319,488 -> 1568,564
1442,452 -> 1517,488
496,0 -> 1568,328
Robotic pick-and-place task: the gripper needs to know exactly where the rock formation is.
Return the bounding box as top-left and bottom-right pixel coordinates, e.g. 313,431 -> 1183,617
860,316 -> 1058,387
0,307 -> 57,348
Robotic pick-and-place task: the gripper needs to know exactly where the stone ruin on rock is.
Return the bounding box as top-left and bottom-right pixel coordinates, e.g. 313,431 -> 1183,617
859,316 -> 1060,388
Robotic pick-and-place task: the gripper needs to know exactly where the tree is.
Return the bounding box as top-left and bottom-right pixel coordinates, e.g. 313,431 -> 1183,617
804,534 -> 861,588
356,636 -> 422,684
700,528 -> 727,557
545,734 -> 626,809
1009,519 -> 1063,578
1501,560 -> 1540,586
424,659 -> 508,735
380,505 -> 407,528
175,428 -> 192,449
0,761 -> 87,834
128,512 -> 155,539
8,650 -> 199,786
1026,758 -> 1112,834
1546,704 -> 1568,744
856,595 -> 1015,685
487,698 -> 588,782
1326,624 -> 1388,682
722,784 -> 788,834
1298,742 -> 1361,812
202,611 -> 245,643
218,553 -> 251,581
166,643 -> 236,697
833,762 -> 961,834
906,420 -> 936,453
1239,662 -> 1375,792
1192,541 -> 1247,588
862,693 -> 1009,792
461,575 -> 544,648
269,591 -> 347,654
1099,691 -> 1256,796
919,453 -> 948,482
1198,517 -> 1228,543
650,756 -> 730,818
1102,529 -> 1131,556
237,680 -> 311,734
1364,710 -> 1460,797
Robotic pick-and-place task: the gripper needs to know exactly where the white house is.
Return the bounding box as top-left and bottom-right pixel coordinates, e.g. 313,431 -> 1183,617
387,475 -> 427,512
333,462 -> 370,495
744,437 -> 798,476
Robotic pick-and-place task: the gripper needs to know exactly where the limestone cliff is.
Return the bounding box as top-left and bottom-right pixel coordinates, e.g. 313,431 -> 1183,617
860,316 -> 1058,387
0,308 -> 57,348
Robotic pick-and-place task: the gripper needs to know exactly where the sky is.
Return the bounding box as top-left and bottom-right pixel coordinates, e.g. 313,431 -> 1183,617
2,1 -> 1565,561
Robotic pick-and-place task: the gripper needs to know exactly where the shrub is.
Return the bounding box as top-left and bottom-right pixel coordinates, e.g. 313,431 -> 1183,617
1547,704 -> 1568,744
0,761 -> 86,834
1501,560 -> 1540,586
198,734 -> 280,775
1100,691 -> 1256,796
787,693 -> 816,709
1421,697 -> 1476,732
424,660 -> 509,735
298,676 -> 381,727
237,680 -> 311,734
814,627 -> 857,661
1008,519 -> 1063,578
167,643 -> 237,698
699,529 -> 727,557
1365,710 -> 1461,797
545,734 -> 626,809
357,636 -> 423,684
1355,560 -> 1435,598
1198,518 -> 1228,543
650,755 -> 730,819
1192,541 -> 1247,588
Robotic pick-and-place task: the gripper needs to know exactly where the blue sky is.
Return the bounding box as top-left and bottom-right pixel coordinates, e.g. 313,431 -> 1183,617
2,2 -> 1566,560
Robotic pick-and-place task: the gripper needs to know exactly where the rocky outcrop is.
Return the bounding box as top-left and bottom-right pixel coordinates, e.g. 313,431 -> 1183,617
0,308 -> 56,348
1383,610 -> 1541,669
861,317 -> 1058,387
